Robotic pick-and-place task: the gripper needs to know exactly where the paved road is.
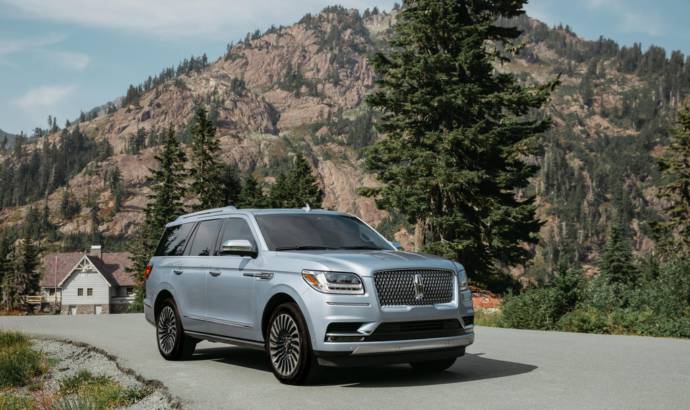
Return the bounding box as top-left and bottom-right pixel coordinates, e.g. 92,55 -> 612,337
1,314 -> 688,409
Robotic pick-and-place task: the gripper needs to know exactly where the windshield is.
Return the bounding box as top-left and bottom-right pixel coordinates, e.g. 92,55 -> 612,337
255,214 -> 393,251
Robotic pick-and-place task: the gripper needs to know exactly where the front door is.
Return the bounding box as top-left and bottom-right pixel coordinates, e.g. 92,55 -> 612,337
205,217 -> 259,339
95,305 -> 102,315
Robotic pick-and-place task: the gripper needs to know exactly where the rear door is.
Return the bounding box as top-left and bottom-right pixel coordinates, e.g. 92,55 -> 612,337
154,222 -> 197,330
205,217 -> 260,339
179,219 -> 224,333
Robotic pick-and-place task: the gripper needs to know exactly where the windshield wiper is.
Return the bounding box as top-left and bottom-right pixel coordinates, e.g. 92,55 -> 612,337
275,246 -> 338,251
337,246 -> 384,250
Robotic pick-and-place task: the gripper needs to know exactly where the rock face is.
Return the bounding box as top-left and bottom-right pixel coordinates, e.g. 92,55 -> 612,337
0,7 -> 684,271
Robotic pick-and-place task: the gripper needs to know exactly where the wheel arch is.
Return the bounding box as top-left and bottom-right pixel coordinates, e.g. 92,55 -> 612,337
261,291 -> 313,344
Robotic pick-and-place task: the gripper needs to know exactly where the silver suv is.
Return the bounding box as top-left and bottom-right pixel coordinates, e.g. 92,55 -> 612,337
144,206 -> 474,384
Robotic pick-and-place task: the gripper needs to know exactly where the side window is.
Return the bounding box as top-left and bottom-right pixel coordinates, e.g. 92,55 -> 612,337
188,219 -> 224,256
218,218 -> 257,252
155,223 -> 195,256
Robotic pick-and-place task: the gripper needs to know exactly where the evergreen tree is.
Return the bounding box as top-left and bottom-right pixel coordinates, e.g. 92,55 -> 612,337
657,108 -> 690,254
270,154 -> 323,208
105,166 -> 126,212
1,235 -> 39,310
89,200 -> 101,245
238,175 -> 267,208
127,127 -> 187,311
189,106 -> 224,210
600,223 -> 637,286
59,189 -> 81,220
220,163 -> 242,206
362,0 -> 556,290
0,233 -> 14,296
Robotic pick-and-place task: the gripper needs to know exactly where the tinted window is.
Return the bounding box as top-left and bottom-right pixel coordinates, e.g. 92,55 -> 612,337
255,214 -> 392,251
155,223 -> 195,256
188,219 -> 223,256
218,218 -> 256,251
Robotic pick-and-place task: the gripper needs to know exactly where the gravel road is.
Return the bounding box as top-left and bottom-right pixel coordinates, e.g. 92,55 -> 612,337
1,314 -> 688,409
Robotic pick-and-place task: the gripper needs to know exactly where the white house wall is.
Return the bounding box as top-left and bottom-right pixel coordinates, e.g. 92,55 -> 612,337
61,270 -> 110,305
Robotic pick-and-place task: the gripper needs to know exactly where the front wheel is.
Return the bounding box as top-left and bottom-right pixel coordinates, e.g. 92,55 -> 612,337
266,302 -> 316,384
156,299 -> 197,360
409,358 -> 457,372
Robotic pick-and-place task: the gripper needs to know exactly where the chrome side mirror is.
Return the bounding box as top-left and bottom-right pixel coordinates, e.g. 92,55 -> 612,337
220,239 -> 257,258
390,240 -> 404,251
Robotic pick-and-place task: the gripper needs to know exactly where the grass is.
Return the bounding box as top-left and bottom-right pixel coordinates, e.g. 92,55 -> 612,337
474,309 -> 503,327
0,393 -> 35,410
0,331 -> 47,389
58,370 -> 151,410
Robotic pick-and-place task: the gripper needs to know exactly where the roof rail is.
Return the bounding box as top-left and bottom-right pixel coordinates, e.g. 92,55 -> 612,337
175,206 -> 237,221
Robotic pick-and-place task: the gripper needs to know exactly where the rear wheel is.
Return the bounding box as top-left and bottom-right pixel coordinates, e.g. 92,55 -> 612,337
409,358 -> 457,372
156,299 -> 197,360
266,302 -> 316,384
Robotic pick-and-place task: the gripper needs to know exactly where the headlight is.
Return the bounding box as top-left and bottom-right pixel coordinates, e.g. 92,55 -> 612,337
455,263 -> 469,289
302,270 -> 364,295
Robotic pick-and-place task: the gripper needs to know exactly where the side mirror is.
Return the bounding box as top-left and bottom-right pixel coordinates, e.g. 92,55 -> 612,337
220,239 -> 257,258
390,240 -> 404,251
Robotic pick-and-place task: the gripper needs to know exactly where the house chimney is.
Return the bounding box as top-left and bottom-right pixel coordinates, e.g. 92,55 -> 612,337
89,245 -> 102,259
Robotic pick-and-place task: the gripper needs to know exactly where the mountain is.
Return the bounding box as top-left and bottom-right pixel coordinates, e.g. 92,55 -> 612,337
0,129 -> 17,147
1,6 -> 688,280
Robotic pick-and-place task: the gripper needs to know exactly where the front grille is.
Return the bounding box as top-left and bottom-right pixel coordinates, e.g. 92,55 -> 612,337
374,268 -> 454,306
365,319 -> 463,341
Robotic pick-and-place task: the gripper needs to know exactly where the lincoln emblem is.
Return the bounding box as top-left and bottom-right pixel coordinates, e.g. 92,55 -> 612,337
413,274 -> 424,301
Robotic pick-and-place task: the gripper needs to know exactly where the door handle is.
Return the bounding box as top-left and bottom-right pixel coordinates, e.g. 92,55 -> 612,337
173,269 -> 183,275
209,271 -> 221,277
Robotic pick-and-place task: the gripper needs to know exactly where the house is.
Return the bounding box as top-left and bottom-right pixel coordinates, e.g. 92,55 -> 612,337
40,245 -> 135,314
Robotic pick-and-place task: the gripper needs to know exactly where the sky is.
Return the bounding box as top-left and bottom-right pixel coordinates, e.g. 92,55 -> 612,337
0,0 -> 688,135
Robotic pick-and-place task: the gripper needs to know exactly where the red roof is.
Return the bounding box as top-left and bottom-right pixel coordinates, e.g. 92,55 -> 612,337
40,252 -> 135,287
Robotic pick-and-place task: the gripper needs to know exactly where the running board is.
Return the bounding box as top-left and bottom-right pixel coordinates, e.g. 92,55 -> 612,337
185,331 -> 264,351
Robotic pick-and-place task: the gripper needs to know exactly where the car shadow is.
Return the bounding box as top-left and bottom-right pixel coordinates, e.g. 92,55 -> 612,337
191,346 -> 537,387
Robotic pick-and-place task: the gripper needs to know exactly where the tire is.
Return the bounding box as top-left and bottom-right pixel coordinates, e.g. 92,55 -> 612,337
156,298 -> 197,360
409,358 -> 457,372
265,302 -> 316,384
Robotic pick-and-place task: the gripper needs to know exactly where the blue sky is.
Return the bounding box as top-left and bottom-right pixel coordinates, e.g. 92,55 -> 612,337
0,0 -> 688,135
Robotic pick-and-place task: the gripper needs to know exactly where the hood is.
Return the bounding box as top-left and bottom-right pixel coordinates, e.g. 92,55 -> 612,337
268,250 -> 457,276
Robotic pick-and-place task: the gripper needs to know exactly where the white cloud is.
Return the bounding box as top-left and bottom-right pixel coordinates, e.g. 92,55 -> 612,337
1,0 -> 395,38
42,50 -> 91,71
0,34 -> 65,58
582,0 -> 663,37
15,85 -> 76,110
0,34 -> 89,70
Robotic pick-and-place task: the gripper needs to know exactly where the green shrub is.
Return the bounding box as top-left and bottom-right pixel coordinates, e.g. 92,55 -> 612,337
499,287 -> 563,330
474,310 -> 502,327
0,331 -> 45,388
59,370 -> 150,409
0,393 -> 35,410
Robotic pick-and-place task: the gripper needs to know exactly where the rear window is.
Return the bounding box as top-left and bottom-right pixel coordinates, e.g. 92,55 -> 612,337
188,219 -> 223,256
155,223 -> 195,256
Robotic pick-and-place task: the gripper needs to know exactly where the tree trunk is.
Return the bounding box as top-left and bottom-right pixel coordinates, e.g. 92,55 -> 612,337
413,217 -> 426,252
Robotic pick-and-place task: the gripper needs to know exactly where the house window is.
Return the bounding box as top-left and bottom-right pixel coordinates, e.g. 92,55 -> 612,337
77,288 -> 83,296
48,288 -> 55,296
87,288 -> 93,297
126,287 -> 134,296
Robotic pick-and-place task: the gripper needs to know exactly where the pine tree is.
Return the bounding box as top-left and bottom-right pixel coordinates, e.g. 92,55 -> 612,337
0,233 -> 14,296
189,106 -> 224,210
238,175 -> 267,208
127,127 -> 187,311
220,163 -> 242,206
362,0 -> 556,290
2,235 -> 39,310
269,154 -> 323,208
657,108 -> 690,254
600,223 -> 637,286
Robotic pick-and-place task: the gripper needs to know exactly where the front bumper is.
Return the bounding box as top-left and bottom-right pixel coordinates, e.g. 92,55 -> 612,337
303,281 -> 475,359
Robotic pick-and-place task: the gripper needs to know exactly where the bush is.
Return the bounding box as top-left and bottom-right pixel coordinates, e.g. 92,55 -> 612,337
0,393 -> 35,410
59,370 -> 150,409
499,287 -> 563,330
0,331 -> 46,388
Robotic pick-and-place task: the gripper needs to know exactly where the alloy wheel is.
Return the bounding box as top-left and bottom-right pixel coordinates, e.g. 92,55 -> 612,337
157,305 -> 177,355
269,313 -> 301,377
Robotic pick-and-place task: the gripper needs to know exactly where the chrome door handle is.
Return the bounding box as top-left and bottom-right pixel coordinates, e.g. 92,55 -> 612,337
173,269 -> 183,275
209,271 -> 221,277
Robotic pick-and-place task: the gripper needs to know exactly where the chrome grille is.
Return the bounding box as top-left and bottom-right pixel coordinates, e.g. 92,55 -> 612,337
374,268 -> 454,306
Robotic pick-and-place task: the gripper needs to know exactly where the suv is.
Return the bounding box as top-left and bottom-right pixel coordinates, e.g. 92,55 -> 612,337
144,206 -> 474,384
